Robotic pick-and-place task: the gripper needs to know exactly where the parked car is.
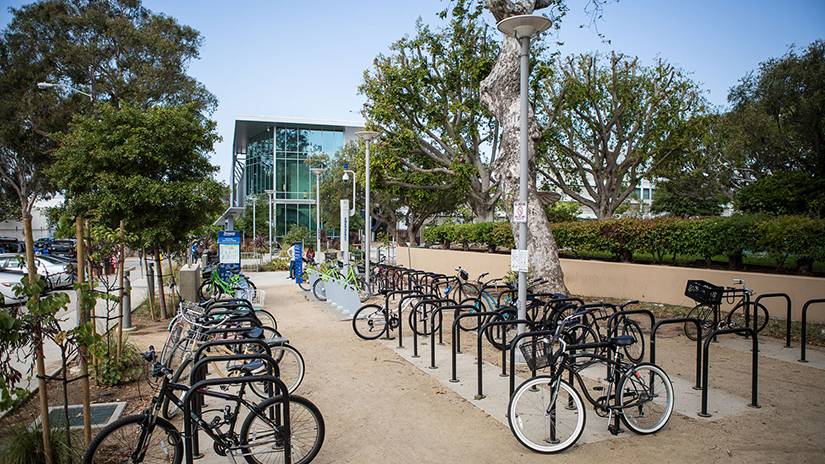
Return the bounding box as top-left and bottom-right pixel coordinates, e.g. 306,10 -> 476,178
34,237 -> 53,254
0,268 -> 26,306
0,253 -> 74,289
47,239 -> 76,260
0,237 -> 23,254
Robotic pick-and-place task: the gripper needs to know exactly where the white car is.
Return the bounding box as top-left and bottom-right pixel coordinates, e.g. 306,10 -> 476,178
0,253 -> 75,290
0,268 -> 27,306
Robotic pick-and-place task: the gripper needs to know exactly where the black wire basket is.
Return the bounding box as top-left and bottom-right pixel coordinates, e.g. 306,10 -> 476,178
685,279 -> 724,306
519,338 -> 555,371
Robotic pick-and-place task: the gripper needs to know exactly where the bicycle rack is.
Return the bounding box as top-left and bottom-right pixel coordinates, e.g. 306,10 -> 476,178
448,310 -> 497,385
508,329 -> 557,395
753,293 -> 792,347
426,303 -> 477,370
378,289 -> 422,341
190,332 -> 275,457
651,317 -> 703,390
799,298 -> 825,362
395,291 -> 433,348
476,318 -> 534,399
410,297 -> 456,358
606,308 -> 656,363
698,327 -> 760,417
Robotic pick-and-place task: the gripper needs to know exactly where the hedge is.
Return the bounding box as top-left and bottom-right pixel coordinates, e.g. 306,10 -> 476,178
422,216 -> 825,271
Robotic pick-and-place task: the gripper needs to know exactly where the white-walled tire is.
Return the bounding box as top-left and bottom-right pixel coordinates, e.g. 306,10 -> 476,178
508,376 -> 585,453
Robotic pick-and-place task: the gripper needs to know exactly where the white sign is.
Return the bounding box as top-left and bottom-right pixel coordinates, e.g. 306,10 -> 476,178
340,199 -> 350,261
513,201 -> 527,223
510,249 -> 529,273
219,244 -> 240,264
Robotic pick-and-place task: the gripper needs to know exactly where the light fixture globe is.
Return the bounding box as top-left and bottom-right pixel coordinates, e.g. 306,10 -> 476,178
355,130 -> 379,142
37,82 -> 55,89
342,172 -> 350,182
496,14 -> 552,38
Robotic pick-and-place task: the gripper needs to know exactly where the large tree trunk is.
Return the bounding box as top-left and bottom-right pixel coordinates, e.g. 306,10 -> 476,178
75,217 -> 92,446
154,248 -> 168,319
22,212 -> 53,464
480,2 -> 566,292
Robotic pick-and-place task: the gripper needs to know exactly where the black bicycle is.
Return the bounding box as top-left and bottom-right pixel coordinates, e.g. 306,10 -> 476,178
508,311 -> 674,454
83,347 -> 324,464
684,278 -> 769,341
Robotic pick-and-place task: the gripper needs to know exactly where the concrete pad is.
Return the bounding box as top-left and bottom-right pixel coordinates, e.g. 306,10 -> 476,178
715,333 -> 825,370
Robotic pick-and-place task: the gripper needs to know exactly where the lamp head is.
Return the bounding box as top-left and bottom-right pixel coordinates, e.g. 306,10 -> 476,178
496,14 -> 552,38
342,172 -> 350,182
37,82 -> 55,90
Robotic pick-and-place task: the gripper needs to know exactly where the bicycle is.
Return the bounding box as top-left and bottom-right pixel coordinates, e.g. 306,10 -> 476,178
199,268 -> 257,301
683,278 -> 769,341
312,261 -> 369,303
83,347 -> 324,464
508,311 -> 674,454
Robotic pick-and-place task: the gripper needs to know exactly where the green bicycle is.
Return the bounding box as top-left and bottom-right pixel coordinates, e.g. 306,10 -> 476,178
311,262 -> 369,303
198,268 -> 257,301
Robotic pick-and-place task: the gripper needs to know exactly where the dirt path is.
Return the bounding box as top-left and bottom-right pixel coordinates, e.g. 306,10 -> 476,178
254,273 -> 825,464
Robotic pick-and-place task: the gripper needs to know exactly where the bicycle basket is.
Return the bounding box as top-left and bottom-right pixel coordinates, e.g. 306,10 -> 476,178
519,338 -> 555,371
684,280 -> 723,305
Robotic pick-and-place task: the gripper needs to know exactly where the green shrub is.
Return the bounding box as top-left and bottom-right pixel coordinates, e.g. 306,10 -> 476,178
0,426 -> 77,464
91,339 -> 143,387
545,201 -> 581,223
261,257 -> 290,271
491,222 -> 514,249
282,225 -> 311,248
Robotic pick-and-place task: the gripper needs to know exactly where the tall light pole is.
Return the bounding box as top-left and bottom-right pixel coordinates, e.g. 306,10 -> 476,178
497,14 -> 552,342
310,167 -> 326,258
264,189 -> 274,258
356,130 -> 379,286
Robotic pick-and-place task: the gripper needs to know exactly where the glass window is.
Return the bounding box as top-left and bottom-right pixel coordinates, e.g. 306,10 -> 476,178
643,188 -> 651,200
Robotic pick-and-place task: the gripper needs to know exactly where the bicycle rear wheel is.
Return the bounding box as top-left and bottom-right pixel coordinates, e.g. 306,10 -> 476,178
409,303 -> 442,336
83,414 -> 182,464
621,319 -> 645,363
312,279 -> 327,301
725,302 -> 769,334
352,304 -> 388,340
619,363 -> 674,434
508,376 -> 585,454
249,344 -> 305,396
240,395 -> 325,464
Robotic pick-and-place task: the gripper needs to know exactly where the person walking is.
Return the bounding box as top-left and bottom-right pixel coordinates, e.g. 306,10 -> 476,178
287,242 -> 296,279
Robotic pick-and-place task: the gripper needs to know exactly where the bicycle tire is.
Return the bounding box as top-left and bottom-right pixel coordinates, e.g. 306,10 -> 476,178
254,309 -> 278,331
83,414 -> 182,464
352,304 -> 389,340
239,394 -> 325,464
508,376 -> 585,454
618,363 -> 674,434
312,278 -> 327,301
297,271 -> 312,291
725,301 -> 769,334
199,279 -> 221,300
248,344 -> 305,397
408,303 -> 442,336
162,358 -> 192,420
685,304 -> 714,341
485,308 -> 518,351
621,319 -> 645,363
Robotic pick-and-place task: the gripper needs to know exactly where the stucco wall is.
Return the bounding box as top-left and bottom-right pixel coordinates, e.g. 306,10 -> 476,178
396,247 -> 825,323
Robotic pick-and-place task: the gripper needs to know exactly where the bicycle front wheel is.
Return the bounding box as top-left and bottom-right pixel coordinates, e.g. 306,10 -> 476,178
249,344 -> 305,397
685,304 -> 714,341
621,319 -> 645,363
312,279 -> 327,301
508,376 -> 586,454
240,394 -> 325,464
619,363 -> 674,435
83,414 -> 182,464
352,304 -> 388,340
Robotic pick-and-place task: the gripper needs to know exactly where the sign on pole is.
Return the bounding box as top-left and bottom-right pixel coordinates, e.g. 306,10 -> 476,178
217,230 -> 241,279
513,201 -> 527,223
340,199 -> 349,265
510,249 -> 529,273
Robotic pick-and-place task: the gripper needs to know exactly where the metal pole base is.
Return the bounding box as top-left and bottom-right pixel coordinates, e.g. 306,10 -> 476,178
474,394 -> 486,400
697,412 -> 712,418
799,359 -> 809,363
449,378 -> 459,383
747,403 -> 761,409
692,386 -> 702,391
427,366 -> 438,370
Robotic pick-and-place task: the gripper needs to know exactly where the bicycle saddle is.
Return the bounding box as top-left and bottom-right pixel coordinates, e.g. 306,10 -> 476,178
244,326 -> 264,339
227,359 -> 265,374
606,335 -> 636,347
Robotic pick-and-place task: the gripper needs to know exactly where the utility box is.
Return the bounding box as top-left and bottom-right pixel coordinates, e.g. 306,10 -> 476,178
178,264 -> 201,303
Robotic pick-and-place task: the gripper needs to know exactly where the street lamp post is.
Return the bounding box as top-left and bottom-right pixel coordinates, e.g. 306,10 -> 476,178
310,167 -> 326,260
356,130 -> 379,288
264,190 -> 274,258
342,165 -> 356,217
496,14 -> 552,344
249,195 -> 258,246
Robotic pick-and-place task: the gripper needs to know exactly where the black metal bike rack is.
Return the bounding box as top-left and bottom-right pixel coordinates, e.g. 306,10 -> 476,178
698,326 -> 760,417
410,297 -> 455,358
476,318 -> 534,399
799,298 -> 825,362
753,293 -> 792,347
449,310 -> 497,384
379,289 -> 423,342
507,329 -> 557,395
395,292 -> 434,349
651,317 -> 703,390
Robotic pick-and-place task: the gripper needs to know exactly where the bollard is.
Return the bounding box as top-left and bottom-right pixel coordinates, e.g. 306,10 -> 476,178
122,270 -> 134,332
146,262 -> 155,304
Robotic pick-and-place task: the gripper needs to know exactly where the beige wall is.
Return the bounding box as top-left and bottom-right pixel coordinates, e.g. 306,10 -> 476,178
396,247 -> 825,323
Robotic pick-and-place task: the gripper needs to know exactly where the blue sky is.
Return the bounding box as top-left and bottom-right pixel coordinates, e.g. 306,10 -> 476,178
2,0 -> 823,184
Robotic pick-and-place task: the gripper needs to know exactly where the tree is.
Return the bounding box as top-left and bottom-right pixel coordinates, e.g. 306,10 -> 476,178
734,172 -> 825,217
480,0 -> 570,292
360,0 -> 500,220
50,103 -> 225,316
724,40 -> 825,178
651,170 -> 725,217
536,51 -> 705,219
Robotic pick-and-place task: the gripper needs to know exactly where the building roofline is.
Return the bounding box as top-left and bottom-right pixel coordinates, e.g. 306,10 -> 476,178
234,114 -> 364,128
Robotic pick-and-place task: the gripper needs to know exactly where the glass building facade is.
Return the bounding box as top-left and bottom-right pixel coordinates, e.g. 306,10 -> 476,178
232,118 -> 361,242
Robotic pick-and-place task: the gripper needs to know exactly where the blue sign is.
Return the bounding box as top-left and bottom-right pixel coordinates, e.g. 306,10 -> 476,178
217,230 -> 241,279
294,242 -> 303,284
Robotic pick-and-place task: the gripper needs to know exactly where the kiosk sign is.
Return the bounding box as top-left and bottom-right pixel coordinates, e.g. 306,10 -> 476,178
217,230 -> 241,279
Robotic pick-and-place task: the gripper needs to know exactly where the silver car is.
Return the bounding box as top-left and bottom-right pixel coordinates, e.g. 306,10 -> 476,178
0,253 -> 75,290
